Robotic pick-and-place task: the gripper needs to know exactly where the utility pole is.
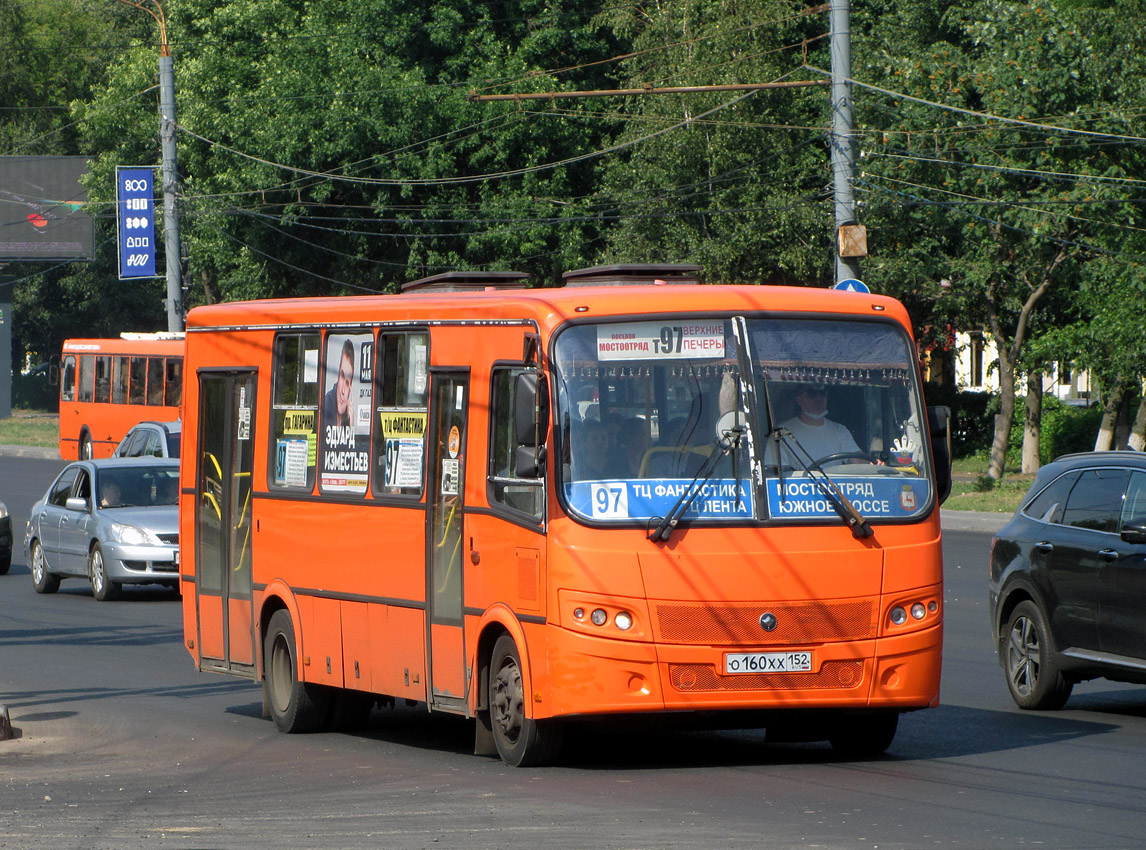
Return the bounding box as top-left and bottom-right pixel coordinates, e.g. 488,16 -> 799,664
120,0 -> 183,330
158,50 -> 183,331
830,0 -> 865,286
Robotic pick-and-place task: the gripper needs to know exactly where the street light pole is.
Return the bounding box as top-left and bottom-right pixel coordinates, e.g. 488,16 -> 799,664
119,0 -> 183,331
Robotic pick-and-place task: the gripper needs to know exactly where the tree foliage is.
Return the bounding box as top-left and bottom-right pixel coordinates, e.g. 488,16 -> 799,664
3,0 -> 1146,463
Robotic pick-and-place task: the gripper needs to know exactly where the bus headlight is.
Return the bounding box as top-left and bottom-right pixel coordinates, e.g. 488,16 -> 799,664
614,611 -> 633,631
911,603 -> 927,620
890,606 -> 907,625
590,608 -> 608,626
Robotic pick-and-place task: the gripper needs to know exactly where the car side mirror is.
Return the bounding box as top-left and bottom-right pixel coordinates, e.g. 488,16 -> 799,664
1121,523 -> 1146,545
927,405 -> 952,506
65,496 -> 89,512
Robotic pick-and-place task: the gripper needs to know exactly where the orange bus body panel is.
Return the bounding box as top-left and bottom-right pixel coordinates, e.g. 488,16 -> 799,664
59,337 -> 183,459
179,283 -> 942,742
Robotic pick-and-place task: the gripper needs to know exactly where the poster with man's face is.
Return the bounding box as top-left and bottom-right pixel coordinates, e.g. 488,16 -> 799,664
320,332 -> 373,494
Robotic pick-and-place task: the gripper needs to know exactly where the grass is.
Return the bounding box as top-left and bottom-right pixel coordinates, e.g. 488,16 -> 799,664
945,454 -> 1031,513
0,410 -> 59,447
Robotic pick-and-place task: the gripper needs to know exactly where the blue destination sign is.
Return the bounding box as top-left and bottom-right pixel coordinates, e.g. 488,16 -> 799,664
566,478 -> 754,521
766,475 -> 929,519
116,166 -> 157,279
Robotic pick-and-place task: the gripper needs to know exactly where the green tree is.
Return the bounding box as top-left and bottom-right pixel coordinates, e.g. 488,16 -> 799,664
855,0 -> 1137,476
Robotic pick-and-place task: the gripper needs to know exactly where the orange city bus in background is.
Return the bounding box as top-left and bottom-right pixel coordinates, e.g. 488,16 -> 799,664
179,265 -> 952,766
58,333 -> 184,459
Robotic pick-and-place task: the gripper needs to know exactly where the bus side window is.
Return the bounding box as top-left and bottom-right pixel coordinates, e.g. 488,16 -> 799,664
165,358 -> 183,407
113,356 -> 130,404
146,357 -> 164,405
78,356 -> 94,403
61,356 -> 77,402
129,357 -> 147,405
487,366 -> 545,521
269,332 -> 319,491
371,331 -> 429,498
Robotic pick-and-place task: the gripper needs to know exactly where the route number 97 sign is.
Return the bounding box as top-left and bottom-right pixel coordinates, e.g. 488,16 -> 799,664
596,321 -> 725,361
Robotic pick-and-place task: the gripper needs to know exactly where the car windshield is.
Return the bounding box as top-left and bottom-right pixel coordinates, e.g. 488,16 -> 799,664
98,466 -> 180,508
552,315 -> 933,525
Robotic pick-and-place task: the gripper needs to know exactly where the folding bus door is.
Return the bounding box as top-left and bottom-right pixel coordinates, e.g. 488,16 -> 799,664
195,370 -> 257,678
426,370 -> 469,711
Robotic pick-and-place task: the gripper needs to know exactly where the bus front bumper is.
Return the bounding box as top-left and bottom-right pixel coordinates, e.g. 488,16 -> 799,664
542,624 -> 942,719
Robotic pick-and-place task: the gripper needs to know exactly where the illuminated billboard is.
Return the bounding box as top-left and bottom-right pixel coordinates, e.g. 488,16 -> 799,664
0,156 -> 94,261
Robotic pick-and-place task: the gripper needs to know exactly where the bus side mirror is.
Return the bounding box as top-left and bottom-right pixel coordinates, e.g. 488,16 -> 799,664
927,405 -> 952,505
513,371 -> 549,478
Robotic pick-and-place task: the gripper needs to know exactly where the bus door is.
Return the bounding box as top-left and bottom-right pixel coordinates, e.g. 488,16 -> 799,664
195,370 -> 257,678
427,370 -> 468,711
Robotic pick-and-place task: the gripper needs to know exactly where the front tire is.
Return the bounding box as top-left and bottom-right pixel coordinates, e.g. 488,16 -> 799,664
79,430 -> 93,460
489,634 -> 563,766
89,543 -> 121,601
1004,600 -> 1073,710
828,711 -> 899,757
30,541 -> 60,594
264,609 -> 330,732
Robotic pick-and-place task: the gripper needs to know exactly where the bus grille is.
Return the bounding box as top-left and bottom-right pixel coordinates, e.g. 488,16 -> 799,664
655,601 -> 874,645
669,661 -> 864,692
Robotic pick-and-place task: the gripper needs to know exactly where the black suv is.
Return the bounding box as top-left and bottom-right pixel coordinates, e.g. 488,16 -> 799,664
989,451 -> 1146,710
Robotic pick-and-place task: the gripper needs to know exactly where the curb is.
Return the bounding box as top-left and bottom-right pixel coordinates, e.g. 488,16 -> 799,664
0,444 -> 60,460
940,508 -> 1009,534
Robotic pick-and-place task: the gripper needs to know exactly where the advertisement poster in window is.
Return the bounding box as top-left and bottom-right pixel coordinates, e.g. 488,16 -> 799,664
320,332 -> 373,494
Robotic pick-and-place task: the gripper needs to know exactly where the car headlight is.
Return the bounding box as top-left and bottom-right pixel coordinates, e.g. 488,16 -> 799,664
0,501 -> 8,519
109,522 -> 161,546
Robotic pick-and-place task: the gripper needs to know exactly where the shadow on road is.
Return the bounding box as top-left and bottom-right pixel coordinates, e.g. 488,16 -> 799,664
228,698 -> 1131,769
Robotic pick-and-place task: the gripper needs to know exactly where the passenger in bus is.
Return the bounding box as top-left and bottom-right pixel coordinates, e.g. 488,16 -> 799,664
776,384 -> 864,466
323,339 -> 354,428
610,416 -> 651,478
573,419 -> 613,481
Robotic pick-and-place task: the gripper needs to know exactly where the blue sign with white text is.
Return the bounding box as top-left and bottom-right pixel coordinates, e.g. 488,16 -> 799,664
116,167 -> 157,279
566,478 -> 754,521
766,475 -> 929,520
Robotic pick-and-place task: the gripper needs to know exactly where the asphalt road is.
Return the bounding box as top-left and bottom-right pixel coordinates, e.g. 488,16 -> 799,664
2,454 -> 1145,850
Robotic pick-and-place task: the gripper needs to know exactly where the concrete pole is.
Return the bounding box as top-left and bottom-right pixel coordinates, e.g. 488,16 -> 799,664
158,53 -> 183,331
830,0 -> 861,285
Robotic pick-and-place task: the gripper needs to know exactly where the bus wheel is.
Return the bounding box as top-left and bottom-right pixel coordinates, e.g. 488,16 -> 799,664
89,544 -> 121,601
828,711 -> 899,757
264,609 -> 329,733
489,634 -> 563,766
79,431 -> 93,459
30,541 -> 60,594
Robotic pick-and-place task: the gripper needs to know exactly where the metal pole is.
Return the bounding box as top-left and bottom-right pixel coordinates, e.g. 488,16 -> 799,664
158,53 -> 183,330
830,0 -> 861,285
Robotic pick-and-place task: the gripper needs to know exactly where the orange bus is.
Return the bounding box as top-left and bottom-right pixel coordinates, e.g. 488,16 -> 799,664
58,334 -> 184,459
179,265 -> 951,766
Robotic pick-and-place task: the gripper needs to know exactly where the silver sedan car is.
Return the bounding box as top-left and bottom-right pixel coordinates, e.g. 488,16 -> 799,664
25,457 -> 180,600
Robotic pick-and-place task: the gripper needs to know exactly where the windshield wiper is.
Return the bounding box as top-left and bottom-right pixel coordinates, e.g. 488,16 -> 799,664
647,425 -> 745,543
768,427 -> 873,540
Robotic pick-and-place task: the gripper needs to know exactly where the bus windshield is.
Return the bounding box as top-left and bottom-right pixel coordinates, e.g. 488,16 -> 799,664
553,315 -> 933,526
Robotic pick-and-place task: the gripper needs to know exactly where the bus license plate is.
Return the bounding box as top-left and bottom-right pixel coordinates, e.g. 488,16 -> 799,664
725,651 -> 812,674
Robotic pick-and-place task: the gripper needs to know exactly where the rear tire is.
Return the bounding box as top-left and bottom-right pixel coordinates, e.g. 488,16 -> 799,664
30,541 -> 60,594
89,544 -> 121,601
79,431 -> 93,460
828,711 -> 899,757
264,609 -> 330,732
1004,600 -> 1073,710
489,634 -> 563,766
